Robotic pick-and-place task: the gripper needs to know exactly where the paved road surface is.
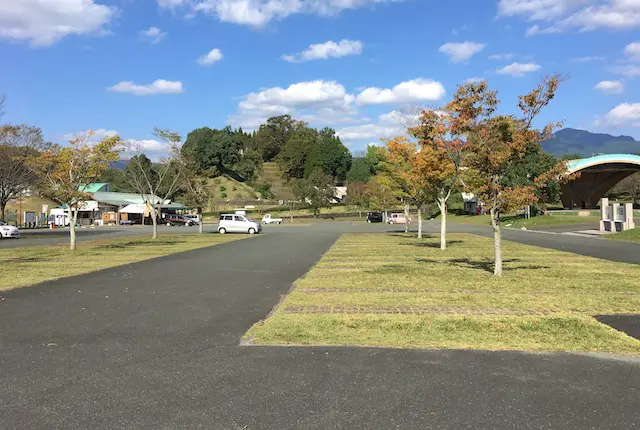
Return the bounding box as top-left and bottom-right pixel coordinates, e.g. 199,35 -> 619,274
1,223 -> 638,429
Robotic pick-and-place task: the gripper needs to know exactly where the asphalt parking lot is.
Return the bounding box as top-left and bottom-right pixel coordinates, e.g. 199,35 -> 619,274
1,222 -> 639,429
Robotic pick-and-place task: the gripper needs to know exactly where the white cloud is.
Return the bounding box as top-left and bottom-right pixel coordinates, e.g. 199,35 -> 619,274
439,41 -> 486,63
465,77 -> 485,83
495,62 -> 541,76
356,79 -> 446,106
336,109 -> 421,142
598,102 -> 640,126
497,0 -> 586,21
160,0 -> 405,27
612,64 -> 640,76
140,26 -> 166,44
499,0 -> 640,34
108,80 -> 185,96
488,52 -> 515,60
282,39 -> 363,62
0,0 -> 117,47
570,55 -> 606,62
594,80 -> 625,94
197,48 -> 224,65
624,41 -> 640,60
228,80 -> 358,129
336,123 -> 405,142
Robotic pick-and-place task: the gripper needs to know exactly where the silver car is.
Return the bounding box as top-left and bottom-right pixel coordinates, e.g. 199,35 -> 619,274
218,214 -> 262,235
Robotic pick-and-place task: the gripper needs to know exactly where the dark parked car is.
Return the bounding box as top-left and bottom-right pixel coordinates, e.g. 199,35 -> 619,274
164,215 -> 195,226
366,212 -> 384,223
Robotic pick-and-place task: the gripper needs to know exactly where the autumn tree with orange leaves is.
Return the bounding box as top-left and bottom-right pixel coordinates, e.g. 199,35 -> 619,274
410,100 -> 476,248
379,137 -> 418,233
463,75 -> 567,276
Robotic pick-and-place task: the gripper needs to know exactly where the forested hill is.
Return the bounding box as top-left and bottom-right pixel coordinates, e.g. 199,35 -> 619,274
543,128 -> 639,157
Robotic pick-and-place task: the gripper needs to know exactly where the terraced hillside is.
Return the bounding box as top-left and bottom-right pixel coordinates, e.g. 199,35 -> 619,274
258,162 -> 294,200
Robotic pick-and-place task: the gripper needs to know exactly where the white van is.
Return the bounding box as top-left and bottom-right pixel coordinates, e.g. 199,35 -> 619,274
218,214 -> 262,234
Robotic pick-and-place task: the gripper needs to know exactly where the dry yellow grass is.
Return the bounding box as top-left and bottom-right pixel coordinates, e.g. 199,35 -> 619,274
246,233 -> 640,354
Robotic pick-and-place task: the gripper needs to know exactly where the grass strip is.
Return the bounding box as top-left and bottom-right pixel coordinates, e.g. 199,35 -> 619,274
246,233 -> 640,353
0,234 -> 247,291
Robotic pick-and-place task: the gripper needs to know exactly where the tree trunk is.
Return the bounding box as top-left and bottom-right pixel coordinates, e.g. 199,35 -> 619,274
417,207 -> 423,239
150,206 -> 158,240
70,208 -> 79,250
438,198 -> 447,250
490,208 -> 503,276
403,200 -> 410,233
0,201 -> 6,222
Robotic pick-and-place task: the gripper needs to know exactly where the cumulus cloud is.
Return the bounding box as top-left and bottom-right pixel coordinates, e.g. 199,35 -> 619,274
0,0 -> 117,47
356,79 -> 446,106
598,102 -> 640,127
159,0 -> 405,27
612,64 -> 640,77
140,26 -> 166,44
228,80 -> 358,129
594,80 -> 625,94
499,0 -> 640,34
495,62 -> 541,76
282,39 -> 363,62
107,80 -> 184,96
624,41 -> 640,60
197,48 -> 224,65
336,109 -> 421,143
439,41 -> 486,63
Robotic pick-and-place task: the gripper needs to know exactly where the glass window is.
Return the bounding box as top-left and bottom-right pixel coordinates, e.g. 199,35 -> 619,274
235,215 -> 244,222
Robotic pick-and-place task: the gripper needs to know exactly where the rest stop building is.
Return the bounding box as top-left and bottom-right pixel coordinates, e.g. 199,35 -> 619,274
49,183 -> 189,226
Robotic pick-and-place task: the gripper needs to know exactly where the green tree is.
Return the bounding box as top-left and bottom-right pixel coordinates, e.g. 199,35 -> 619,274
254,115 -> 306,161
182,127 -> 241,176
503,144 -> 560,211
277,128 -> 317,180
292,169 -> 335,217
99,167 -> 129,192
346,157 -> 373,183
304,128 -> 351,183
365,145 -> 386,174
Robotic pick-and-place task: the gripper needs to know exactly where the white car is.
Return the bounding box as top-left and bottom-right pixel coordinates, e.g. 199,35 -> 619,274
261,214 -> 283,225
0,221 -> 20,239
218,214 -> 262,235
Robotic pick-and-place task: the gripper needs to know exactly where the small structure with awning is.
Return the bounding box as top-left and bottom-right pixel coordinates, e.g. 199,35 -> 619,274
52,184 -> 189,226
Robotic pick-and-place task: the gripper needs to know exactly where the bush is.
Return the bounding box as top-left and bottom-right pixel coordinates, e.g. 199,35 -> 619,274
220,185 -> 227,192
256,183 -> 275,199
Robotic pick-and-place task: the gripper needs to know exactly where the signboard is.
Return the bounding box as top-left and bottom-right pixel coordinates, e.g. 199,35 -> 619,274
24,211 -> 36,224
41,204 -> 48,214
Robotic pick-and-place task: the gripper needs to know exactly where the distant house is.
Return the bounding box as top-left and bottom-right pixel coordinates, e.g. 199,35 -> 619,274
332,186 -> 348,204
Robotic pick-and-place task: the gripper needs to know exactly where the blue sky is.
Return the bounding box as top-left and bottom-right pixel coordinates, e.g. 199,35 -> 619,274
1,0 -> 639,157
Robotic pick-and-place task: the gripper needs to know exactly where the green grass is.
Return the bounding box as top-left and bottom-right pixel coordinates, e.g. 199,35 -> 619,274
444,213 -> 600,229
0,234 -> 247,291
246,233 -> 640,354
607,228 -> 640,243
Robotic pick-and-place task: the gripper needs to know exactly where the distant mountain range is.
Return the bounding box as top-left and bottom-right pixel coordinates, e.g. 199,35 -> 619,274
110,159 -> 130,169
543,128 -> 640,157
